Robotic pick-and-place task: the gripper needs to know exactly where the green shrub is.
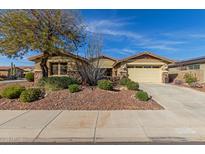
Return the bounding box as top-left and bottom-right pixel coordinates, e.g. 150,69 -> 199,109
25,72 -> 34,82
127,81 -> 139,90
97,80 -> 113,90
119,77 -> 131,85
184,73 -> 197,85
36,77 -> 48,87
1,85 -> 25,99
68,84 -> 80,93
135,91 -> 149,101
20,88 -> 42,102
37,76 -> 79,91
0,77 -> 4,81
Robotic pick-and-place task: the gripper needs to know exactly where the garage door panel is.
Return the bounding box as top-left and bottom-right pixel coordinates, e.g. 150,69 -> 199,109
128,68 -> 162,83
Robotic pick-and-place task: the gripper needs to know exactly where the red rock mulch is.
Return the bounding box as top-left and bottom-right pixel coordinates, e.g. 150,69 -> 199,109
0,85 -> 164,110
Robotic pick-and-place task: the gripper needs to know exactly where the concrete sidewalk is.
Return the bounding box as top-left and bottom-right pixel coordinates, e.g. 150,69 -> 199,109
0,110 -> 205,144
0,79 -> 26,84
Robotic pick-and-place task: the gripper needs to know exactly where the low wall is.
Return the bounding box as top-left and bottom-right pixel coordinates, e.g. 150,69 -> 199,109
169,70 -> 204,83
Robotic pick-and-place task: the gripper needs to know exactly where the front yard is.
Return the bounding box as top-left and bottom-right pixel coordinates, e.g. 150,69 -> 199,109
0,86 -> 163,110
0,77 -> 163,110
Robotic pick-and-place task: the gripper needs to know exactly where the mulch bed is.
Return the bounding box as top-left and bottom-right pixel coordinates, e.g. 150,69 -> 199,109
0,82 -> 164,110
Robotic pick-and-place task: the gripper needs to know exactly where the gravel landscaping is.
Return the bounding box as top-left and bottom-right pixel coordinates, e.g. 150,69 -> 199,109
0,83 -> 163,110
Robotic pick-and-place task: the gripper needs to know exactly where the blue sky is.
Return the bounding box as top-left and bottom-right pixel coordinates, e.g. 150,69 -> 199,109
1,9 -> 205,66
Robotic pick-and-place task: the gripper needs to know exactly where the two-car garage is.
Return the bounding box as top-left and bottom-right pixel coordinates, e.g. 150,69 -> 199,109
113,52 -> 174,83
127,65 -> 162,83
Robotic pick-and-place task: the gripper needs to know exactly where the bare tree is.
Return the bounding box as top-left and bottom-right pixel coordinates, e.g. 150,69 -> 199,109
77,34 -> 106,86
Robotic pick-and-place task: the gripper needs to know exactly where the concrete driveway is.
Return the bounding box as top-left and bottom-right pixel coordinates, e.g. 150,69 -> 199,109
1,84 -> 205,144
140,83 -> 205,113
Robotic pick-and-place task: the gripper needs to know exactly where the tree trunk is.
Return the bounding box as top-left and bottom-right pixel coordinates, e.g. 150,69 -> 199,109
40,56 -> 49,77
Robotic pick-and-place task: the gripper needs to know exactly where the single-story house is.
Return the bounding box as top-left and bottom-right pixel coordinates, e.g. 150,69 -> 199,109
29,51 -> 176,83
168,56 -> 205,83
0,66 -> 24,78
28,52 -> 88,81
113,52 -> 174,83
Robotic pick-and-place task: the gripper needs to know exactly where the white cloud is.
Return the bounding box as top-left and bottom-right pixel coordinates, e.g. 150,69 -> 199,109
86,18 -> 186,52
142,45 -> 176,51
104,48 -> 138,56
189,34 -> 205,39
162,31 -> 205,40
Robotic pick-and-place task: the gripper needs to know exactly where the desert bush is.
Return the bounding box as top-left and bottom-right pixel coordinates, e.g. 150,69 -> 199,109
25,72 -> 34,82
184,73 -> 197,85
119,77 -> 131,86
68,84 -> 80,93
190,82 -> 203,88
1,85 -> 25,99
37,76 -> 79,91
135,91 -> 149,101
36,77 -> 47,87
127,81 -> 139,90
20,88 -> 43,102
97,80 -> 113,90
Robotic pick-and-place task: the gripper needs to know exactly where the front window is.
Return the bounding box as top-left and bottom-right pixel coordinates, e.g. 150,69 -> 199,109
60,63 -> 67,75
188,64 -> 200,70
143,65 -> 152,68
50,63 -> 68,75
51,63 -> 58,75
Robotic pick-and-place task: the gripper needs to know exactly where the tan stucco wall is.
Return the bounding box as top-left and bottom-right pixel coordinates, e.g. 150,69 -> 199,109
168,67 -> 179,74
201,63 -> 205,82
168,63 -> 205,83
92,58 -> 115,68
127,58 -> 166,65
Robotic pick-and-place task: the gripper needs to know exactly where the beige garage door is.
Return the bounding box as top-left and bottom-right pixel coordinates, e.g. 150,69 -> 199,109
128,67 -> 162,83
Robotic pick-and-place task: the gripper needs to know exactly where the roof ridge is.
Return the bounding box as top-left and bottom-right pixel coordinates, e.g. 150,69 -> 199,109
177,55 -> 205,63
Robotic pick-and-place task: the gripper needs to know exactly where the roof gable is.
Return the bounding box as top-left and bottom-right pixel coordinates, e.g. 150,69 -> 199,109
90,55 -> 117,62
28,52 -> 88,63
113,52 -> 174,66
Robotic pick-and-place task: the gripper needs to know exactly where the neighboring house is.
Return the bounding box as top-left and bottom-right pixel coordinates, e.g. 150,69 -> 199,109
90,55 -> 117,77
113,52 -> 174,83
0,66 -> 24,78
168,56 -> 205,83
28,52 -> 88,81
